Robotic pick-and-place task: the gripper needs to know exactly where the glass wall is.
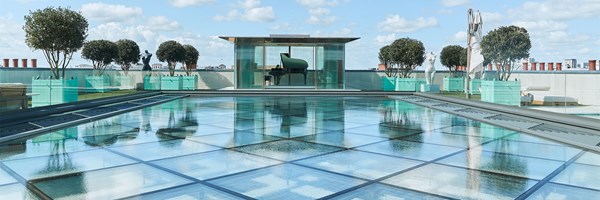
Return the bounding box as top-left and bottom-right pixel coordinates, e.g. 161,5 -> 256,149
234,42 -> 346,89
316,44 -> 345,89
235,43 -> 264,89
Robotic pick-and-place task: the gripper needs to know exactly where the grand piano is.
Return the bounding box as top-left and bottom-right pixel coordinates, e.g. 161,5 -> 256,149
278,53 -> 308,85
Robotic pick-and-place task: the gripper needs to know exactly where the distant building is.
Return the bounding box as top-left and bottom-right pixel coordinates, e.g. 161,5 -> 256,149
74,64 -> 93,68
564,59 -> 577,69
203,64 -> 228,70
378,64 -> 387,71
152,63 -> 164,69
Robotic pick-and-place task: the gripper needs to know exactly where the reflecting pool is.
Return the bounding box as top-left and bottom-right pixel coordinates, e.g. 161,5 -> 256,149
0,96 -> 595,199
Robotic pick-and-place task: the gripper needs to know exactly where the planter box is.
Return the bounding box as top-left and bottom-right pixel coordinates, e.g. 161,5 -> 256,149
114,75 -> 134,90
467,79 -> 481,95
143,76 -> 161,90
182,76 -> 198,90
161,76 -> 183,90
481,80 -> 521,106
381,77 -> 396,91
442,77 -> 464,92
85,76 -> 112,92
32,78 -> 78,107
395,78 -> 425,91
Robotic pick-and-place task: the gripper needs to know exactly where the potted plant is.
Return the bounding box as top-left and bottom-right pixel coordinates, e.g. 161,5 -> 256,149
389,38 -> 426,91
81,40 -> 118,92
379,45 -> 396,91
480,25 -> 531,106
24,7 -> 88,106
114,39 -> 140,90
440,45 -> 467,92
156,40 -> 186,90
182,44 -> 199,90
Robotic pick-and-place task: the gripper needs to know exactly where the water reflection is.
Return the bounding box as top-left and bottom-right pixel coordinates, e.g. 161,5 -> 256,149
82,120 -> 138,147
379,101 -> 424,138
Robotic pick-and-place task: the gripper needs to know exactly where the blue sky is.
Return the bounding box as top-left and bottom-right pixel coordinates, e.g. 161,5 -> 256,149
0,0 -> 599,69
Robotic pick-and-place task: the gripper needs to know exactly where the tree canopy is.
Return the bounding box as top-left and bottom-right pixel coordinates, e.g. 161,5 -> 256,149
183,44 -> 199,76
378,45 -> 395,77
24,7 -> 88,79
384,38 -> 425,78
481,25 -> 531,81
115,39 -> 140,75
440,45 -> 466,77
81,40 -> 118,76
156,40 -> 186,76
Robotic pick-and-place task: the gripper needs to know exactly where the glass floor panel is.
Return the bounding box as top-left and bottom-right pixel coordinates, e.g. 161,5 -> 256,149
329,183 -> 447,200
0,183 -> 39,200
31,163 -> 192,199
109,139 -> 221,161
295,150 -> 423,180
528,182 -> 600,200
436,149 -> 565,180
382,163 -> 538,199
129,183 -> 240,200
356,140 -> 464,161
3,149 -> 136,180
208,163 -> 366,199
0,96 -> 596,199
151,149 -> 282,180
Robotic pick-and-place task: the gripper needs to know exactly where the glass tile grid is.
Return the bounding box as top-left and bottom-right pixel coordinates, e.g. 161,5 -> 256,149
208,163 -> 366,200
294,150 -> 423,180
151,149 -> 282,181
233,140 -> 344,162
382,163 -> 538,200
356,139 -> 464,161
329,183 -> 448,200
30,163 -> 192,200
109,139 -> 222,161
3,149 -> 136,180
1,96 -> 594,199
436,149 -> 566,180
0,183 -> 40,200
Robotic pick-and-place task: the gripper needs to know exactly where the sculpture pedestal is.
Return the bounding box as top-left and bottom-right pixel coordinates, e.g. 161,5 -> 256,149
420,84 -> 440,93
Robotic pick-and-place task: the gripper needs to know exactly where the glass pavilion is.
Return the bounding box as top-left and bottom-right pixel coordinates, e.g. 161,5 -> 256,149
220,35 -> 359,89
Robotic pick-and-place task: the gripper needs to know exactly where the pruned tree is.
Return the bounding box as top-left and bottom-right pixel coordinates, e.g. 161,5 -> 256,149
389,38 -> 426,78
440,45 -> 466,77
156,40 -> 185,76
115,39 -> 140,76
81,40 -> 118,76
481,25 -> 531,81
183,44 -> 199,76
23,7 -> 88,79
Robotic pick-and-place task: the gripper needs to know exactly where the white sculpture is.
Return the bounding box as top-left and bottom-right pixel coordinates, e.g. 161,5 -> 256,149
425,52 -> 436,84
468,10 -> 484,79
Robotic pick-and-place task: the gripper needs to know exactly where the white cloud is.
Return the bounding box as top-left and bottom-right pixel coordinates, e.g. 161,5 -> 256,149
375,33 -> 396,45
0,15 -> 35,60
245,7 -> 275,22
169,0 -> 215,8
213,0 -> 275,22
296,0 -> 338,7
213,10 -> 239,21
452,31 -> 467,42
333,27 -> 352,36
513,20 -> 568,32
80,3 -> 142,23
147,16 -> 181,31
307,8 -> 336,24
481,12 -> 503,24
509,0 -> 600,21
378,15 -> 438,33
442,0 -> 469,7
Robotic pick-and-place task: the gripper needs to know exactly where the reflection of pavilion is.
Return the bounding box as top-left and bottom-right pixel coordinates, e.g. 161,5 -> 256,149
220,35 -> 359,89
